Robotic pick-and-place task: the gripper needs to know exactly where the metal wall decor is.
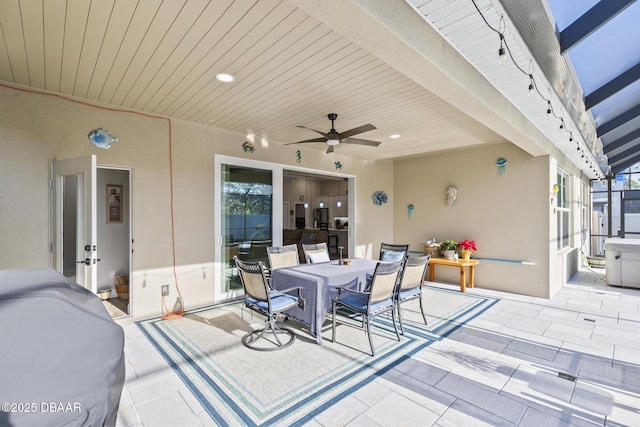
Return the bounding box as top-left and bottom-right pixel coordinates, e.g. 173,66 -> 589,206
372,190 -> 388,206
88,128 -> 118,149
242,141 -> 255,153
496,158 -> 507,176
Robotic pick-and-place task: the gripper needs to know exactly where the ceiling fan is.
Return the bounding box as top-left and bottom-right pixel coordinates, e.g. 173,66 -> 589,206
287,113 -> 381,153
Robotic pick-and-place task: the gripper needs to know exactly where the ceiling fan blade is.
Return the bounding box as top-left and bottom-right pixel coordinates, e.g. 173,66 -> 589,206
326,145 -> 335,154
341,137 -> 381,147
296,125 -> 329,138
338,124 -> 376,139
285,137 -> 327,145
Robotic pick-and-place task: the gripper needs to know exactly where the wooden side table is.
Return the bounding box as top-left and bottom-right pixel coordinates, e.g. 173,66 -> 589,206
428,257 -> 480,292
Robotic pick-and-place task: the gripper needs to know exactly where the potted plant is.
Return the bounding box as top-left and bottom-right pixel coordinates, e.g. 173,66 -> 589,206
439,240 -> 458,259
457,240 -> 477,260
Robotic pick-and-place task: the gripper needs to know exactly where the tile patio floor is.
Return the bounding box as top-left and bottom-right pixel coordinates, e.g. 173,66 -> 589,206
115,267 -> 640,426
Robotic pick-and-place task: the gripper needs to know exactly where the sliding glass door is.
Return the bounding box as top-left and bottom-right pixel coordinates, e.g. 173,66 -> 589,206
214,155 -> 353,301
216,157 -> 283,300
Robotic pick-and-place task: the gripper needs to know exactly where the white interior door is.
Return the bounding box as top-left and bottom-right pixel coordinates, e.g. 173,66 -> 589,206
52,155 -> 98,294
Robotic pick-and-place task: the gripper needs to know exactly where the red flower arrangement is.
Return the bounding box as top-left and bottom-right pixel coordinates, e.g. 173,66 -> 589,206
457,240 -> 477,251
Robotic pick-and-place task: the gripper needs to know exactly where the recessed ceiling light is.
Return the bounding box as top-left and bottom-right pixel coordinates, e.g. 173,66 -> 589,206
390,134 -> 400,139
216,73 -> 235,83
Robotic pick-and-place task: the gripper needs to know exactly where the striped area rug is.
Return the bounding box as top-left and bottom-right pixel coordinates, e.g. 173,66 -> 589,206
137,286 -> 498,426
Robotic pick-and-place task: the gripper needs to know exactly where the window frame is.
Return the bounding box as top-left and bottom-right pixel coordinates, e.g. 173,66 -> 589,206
556,168 -> 570,250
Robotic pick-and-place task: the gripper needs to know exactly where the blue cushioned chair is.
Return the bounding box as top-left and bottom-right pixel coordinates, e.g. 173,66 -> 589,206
331,259 -> 404,356
363,243 -> 409,291
395,254 -> 431,335
302,242 -> 331,263
265,244 -> 300,286
234,256 -> 305,351
379,242 -> 409,262
267,244 -> 300,270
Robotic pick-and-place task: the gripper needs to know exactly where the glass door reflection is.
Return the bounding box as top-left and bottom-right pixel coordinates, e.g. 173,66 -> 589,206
221,164 -> 273,293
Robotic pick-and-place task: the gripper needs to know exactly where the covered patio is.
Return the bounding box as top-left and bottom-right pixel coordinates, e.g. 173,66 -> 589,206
1,1 -> 640,425
117,267 -> 640,426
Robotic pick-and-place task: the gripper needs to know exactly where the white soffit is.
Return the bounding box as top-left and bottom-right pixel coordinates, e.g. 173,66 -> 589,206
405,0 -> 603,178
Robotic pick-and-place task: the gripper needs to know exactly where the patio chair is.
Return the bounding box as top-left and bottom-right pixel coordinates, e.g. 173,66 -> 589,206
331,259 -> 404,356
263,244 -> 299,287
302,242 -> 331,263
267,244 -> 300,270
234,256 -> 306,351
379,242 -> 409,262
363,243 -> 410,291
395,254 -> 431,335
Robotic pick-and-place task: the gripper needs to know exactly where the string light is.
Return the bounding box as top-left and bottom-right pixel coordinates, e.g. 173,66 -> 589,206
527,61 -> 535,96
498,16 -> 506,64
545,90 -> 552,119
469,0 -> 604,179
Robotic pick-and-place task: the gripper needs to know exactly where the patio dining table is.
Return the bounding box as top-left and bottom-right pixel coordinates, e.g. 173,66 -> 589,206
271,258 -> 378,344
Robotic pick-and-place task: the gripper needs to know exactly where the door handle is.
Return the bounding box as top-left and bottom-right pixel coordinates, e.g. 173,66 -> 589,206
77,259 -> 90,265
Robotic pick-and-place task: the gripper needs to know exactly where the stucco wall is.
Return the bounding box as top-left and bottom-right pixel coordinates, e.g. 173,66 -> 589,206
0,85 -> 393,319
393,142 -> 555,298
0,88 -> 55,268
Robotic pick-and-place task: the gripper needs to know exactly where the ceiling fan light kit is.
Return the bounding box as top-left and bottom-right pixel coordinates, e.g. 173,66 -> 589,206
287,113 -> 381,154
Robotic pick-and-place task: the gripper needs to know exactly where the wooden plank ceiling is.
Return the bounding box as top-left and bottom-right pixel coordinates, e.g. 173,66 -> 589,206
0,0 -> 506,161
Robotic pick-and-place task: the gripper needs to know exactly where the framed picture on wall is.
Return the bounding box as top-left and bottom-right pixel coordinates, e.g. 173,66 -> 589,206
107,184 -> 122,223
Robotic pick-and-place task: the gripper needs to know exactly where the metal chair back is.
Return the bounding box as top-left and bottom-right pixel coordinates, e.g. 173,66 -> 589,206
267,244 -> 299,270
379,243 -> 409,262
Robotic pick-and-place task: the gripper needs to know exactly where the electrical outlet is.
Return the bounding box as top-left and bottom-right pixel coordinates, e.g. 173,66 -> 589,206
161,285 -> 169,296
109,271 -> 115,278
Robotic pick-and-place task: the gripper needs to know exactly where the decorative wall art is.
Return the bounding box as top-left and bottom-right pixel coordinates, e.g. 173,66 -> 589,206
496,157 -> 507,176
88,128 -> 118,149
334,161 -> 342,170
242,141 -> 255,153
446,186 -> 458,208
296,150 -> 302,163
107,185 -> 123,223
372,190 -> 388,206
407,204 -> 415,219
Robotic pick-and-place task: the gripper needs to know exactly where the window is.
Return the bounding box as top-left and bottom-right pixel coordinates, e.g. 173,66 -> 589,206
579,182 -> 589,249
557,169 -> 570,250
